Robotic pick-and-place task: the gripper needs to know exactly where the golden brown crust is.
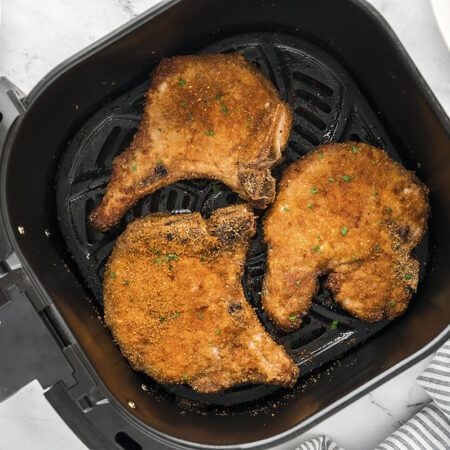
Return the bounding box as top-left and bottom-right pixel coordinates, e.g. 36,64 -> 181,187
103,205 -> 298,393
262,142 -> 429,330
89,54 -> 292,231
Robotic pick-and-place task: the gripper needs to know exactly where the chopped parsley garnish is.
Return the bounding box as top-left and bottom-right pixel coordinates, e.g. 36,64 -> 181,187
341,226 -> 349,236
401,265 -> 405,271
215,93 -> 222,100
232,43 -> 238,50
262,290 -> 268,296
215,328 -> 220,335
167,253 -> 178,261
307,203 -> 314,210
289,316 -> 297,322
158,128 -> 162,133
180,101 -> 186,106
247,117 -> 252,121
213,184 -> 221,194
198,314 -> 203,319
154,249 -> 161,257
318,153 -> 324,158
171,313 -> 180,319
386,206 -> 392,212
352,254 -> 356,259
330,319 -> 338,330
184,375 -> 189,380
168,263 -> 173,270
391,301 -> 396,306
132,155 -> 137,160
123,279 -> 130,286
371,161 -> 376,166
417,162 -> 421,169
180,79 -> 186,86
234,108 -> 237,112
196,73 -> 200,78
205,130 -> 214,136
246,125 -> 251,129
352,145 -> 358,154
110,272 -> 116,278
342,175 -> 351,182
221,104 -> 228,114
388,169 -> 392,173
129,299 -> 134,303
132,165 -> 137,171
376,245 -> 381,252
375,189 -> 379,196
200,257 -> 206,262
160,316 -> 165,323
394,161 -> 399,165
204,100 -> 207,105
296,280 -> 301,286
328,177 -> 335,182
189,113 -> 194,120
208,341 -> 212,346
283,206 -> 290,211
312,245 -> 320,252
404,273 -> 412,280
310,188 -> 318,194
157,160 -> 162,165
377,220 -> 382,224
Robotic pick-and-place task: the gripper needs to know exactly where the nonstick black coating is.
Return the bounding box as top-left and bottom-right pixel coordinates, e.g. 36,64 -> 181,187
56,33 -> 429,407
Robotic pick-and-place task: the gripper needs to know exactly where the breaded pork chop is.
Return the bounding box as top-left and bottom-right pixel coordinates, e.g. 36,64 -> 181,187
90,54 -> 292,231
262,143 -> 429,331
103,205 -> 298,393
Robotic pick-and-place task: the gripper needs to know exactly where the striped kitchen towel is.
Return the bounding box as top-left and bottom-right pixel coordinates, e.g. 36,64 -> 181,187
296,339 -> 449,450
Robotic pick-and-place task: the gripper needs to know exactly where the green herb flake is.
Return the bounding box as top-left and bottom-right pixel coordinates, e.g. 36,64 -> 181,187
377,220 -> 382,224
394,161 -> 399,165
376,245 -> 381,252
311,188 -> 318,194
312,245 -> 320,252
123,279 -> 130,286
234,108 -> 237,112
388,169 -> 392,173
208,341 -> 212,346
391,301 -> 396,306
375,189 -> 379,196
200,257 -> 206,262
342,175 -> 351,182
168,263 -> 173,270
160,316 -> 165,323
195,73 -> 200,78
247,117 -> 252,121
179,101 -> 186,106
171,313 -> 180,319
352,254 -> 356,259
401,265 -> 405,271
153,249 -> 161,257
189,113 -> 194,120
296,280 -> 301,286
371,161 -> 376,166
246,125 -> 251,129
131,165 -> 137,171
215,328 -> 220,335
262,290 -> 268,296
283,206 -> 290,211
386,206 -> 392,212
211,184 -> 221,194
352,145 -> 358,154
156,160 -> 162,165
318,153 -> 324,158
205,130 -> 215,136
180,79 -> 186,86
132,155 -> 137,160
158,128 -> 162,133
417,162 -> 421,169
404,273 -> 412,280
184,375 -> 189,380
215,93 -> 222,101
330,319 -> 339,330
232,43 -> 238,50
341,226 -> 349,236
198,314 -> 203,319
110,272 -> 116,278
328,177 -> 335,182
204,100 -> 208,105
129,299 -> 134,303
307,203 -> 314,210
221,104 -> 228,114
289,315 -> 297,322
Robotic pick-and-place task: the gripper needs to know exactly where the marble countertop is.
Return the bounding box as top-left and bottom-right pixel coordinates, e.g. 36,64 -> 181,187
0,1 -> 448,449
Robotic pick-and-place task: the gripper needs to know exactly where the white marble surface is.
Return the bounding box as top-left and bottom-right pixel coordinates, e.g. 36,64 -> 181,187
0,1 -> 448,449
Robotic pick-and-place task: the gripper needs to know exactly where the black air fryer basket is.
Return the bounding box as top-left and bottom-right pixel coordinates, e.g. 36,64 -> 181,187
0,1 -> 449,449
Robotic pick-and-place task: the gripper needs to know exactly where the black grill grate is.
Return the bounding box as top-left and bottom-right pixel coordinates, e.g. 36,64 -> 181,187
56,33 -> 428,407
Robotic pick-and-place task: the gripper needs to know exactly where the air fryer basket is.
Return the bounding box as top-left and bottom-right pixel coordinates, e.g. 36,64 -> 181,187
0,1 -> 449,449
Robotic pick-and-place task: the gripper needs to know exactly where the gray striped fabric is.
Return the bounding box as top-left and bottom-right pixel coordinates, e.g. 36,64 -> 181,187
297,339 -> 450,450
